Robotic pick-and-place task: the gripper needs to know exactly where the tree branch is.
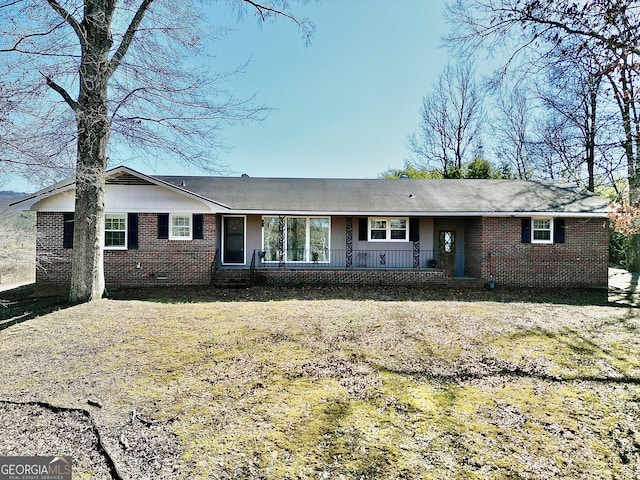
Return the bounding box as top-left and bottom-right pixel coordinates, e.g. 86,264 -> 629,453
521,13 -> 640,57
0,19 -> 71,54
242,0 -> 313,44
243,0 -> 300,25
108,0 -> 155,76
44,0 -> 84,43
40,71 -> 78,111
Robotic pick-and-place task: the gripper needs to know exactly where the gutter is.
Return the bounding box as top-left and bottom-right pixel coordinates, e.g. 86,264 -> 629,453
222,210 -> 610,218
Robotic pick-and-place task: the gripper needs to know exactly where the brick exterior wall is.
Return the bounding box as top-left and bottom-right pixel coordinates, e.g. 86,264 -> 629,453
466,217 -> 609,288
36,212 -> 73,287
253,268 -> 456,286
464,217 -> 483,280
36,212 -> 217,288
36,212 -> 608,290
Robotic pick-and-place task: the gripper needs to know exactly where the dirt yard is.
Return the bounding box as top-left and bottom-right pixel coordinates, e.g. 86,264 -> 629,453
0,283 -> 638,479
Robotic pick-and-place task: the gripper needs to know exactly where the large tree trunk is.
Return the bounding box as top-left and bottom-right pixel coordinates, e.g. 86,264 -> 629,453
585,77 -> 598,193
627,174 -> 640,273
612,57 -> 640,273
70,160 -> 106,303
69,109 -> 108,302
68,1 -> 113,303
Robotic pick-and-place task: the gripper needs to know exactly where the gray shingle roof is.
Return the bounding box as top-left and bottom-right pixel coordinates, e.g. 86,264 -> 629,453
154,176 -> 609,216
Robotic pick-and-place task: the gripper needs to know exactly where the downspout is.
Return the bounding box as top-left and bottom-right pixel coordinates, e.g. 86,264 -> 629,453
486,251 -> 496,290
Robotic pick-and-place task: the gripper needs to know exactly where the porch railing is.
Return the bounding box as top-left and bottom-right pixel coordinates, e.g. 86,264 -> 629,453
249,249 -> 257,284
253,249 -> 438,270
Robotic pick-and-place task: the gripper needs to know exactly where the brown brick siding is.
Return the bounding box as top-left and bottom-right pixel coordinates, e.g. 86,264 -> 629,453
464,217 -> 483,279
467,217 -> 609,288
36,212 -> 72,286
254,268 -> 457,286
36,212 -> 609,290
36,212 -> 217,288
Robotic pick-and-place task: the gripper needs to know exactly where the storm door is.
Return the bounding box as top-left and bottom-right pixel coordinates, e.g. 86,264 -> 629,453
223,216 -> 245,264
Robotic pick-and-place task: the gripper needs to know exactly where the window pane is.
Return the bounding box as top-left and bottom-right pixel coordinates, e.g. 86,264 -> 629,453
310,218 -> 330,262
287,217 -> 307,261
263,217 -> 280,261
443,231 -> 455,252
173,226 -> 188,237
105,214 -> 126,247
105,231 -> 126,247
173,216 -> 190,227
369,217 -> 409,241
532,218 -> 552,242
171,215 -> 191,238
533,230 -> 551,241
533,219 -> 550,230
105,214 -> 126,230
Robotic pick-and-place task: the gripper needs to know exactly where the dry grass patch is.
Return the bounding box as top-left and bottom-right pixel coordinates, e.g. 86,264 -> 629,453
0,295 -> 638,479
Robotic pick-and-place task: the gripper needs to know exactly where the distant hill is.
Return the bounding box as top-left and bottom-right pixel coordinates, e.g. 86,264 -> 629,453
0,191 -> 28,207
0,191 -> 29,219
0,191 -> 35,285
0,192 -> 35,232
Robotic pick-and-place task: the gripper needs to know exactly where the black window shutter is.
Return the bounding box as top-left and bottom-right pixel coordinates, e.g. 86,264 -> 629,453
63,213 -> 74,249
193,214 -> 204,239
409,217 -> 420,242
157,213 -> 169,239
521,218 -> 531,243
358,217 -> 368,241
554,218 -> 565,244
128,213 -> 139,249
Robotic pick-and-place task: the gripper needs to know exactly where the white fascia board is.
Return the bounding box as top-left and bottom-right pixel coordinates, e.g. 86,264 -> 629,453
228,210 -> 610,218
486,211 -> 609,218
9,178 -> 75,210
13,166 -> 230,213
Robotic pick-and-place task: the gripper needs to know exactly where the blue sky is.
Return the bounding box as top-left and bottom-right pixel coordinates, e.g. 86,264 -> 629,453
202,0 -> 450,179
5,0 -> 451,191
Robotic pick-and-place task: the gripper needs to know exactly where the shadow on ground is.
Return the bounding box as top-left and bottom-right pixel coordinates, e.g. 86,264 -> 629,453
0,276 -> 632,325
108,282 -> 611,306
0,284 -> 69,331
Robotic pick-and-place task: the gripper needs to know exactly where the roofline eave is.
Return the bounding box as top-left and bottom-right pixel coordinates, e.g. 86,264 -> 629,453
10,166 -> 232,212
9,179 -> 75,209
220,210 -> 610,218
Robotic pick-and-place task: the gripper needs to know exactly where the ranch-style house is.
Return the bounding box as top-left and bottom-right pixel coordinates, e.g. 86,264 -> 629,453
14,166 -> 610,290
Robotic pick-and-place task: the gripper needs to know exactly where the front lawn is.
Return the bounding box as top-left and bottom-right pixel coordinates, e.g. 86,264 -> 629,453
0,290 -> 638,479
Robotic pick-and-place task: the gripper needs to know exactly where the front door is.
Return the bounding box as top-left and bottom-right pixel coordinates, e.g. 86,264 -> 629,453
223,216 -> 245,264
439,230 -> 456,275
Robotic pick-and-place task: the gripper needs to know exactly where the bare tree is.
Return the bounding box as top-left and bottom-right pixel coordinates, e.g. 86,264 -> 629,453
447,0 -> 640,60
532,45 -> 626,192
493,85 -> 533,180
408,63 -> 483,178
0,0 -> 312,303
447,0 -> 640,270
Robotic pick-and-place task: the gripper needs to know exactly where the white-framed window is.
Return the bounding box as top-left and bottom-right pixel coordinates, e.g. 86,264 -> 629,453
170,213 -> 192,240
105,213 -> 127,249
262,216 -> 331,263
532,217 -> 553,244
368,217 -> 409,242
